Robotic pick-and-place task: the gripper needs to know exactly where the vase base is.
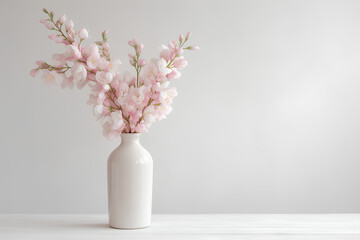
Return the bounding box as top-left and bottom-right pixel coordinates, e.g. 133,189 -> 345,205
109,225 -> 150,230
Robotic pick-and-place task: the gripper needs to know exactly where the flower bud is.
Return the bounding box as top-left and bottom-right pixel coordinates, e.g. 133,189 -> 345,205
179,34 -> 184,42
136,44 -> 144,55
58,14 -> 66,24
176,47 -> 183,56
48,34 -> 57,40
78,28 -> 89,39
188,46 -> 199,50
30,69 -> 39,77
138,59 -> 146,67
45,22 -> 53,30
186,32 -> 192,40
129,59 -> 135,66
65,20 -> 74,31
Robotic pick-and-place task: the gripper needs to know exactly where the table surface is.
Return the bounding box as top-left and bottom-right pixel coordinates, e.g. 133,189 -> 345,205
1,214 -> 360,240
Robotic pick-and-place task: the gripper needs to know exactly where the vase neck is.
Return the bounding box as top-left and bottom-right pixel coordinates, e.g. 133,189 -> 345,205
120,133 -> 141,144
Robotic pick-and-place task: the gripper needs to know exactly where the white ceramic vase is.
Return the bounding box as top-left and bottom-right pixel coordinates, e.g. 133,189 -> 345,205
107,133 -> 153,229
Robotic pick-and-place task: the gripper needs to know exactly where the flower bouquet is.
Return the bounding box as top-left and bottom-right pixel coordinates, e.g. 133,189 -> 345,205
30,8 -> 198,229
31,8 -> 198,140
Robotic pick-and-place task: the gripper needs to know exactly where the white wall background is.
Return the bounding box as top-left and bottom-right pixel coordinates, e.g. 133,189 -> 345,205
1,0 -> 360,213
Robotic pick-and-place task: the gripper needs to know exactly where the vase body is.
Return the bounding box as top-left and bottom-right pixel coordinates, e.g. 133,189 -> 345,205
107,133 -> 153,229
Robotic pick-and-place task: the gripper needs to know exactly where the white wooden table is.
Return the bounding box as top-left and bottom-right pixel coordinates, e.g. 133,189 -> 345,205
1,214 -> 360,240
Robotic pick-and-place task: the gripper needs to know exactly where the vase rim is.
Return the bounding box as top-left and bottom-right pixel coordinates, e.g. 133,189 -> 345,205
121,133 -> 141,135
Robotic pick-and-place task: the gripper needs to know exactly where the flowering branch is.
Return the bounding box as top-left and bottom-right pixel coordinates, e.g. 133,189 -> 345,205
31,8 -> 198,139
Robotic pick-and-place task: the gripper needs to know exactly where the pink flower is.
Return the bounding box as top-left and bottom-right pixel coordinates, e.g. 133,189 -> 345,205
41,70 -> 58,86
52,54 -> 66,67
129,58 -> 135,66
185,32 -> 192,40
103,111 -> 125,140
136,44 -> 144,55
131,85 -> 149,104
187,46 -> 200,50
58,14 -> 66,24
94,104 -> 104,115
160,45 -> 171,62
143,105 -> 158,127
39,19 -> 47,24
108,59 -> 122,74
172,57 -> 188,69
78,28 -> 89,39
36,60 -> 48,68
87,52 -> 101,69
71,63 -> 87,85
45,22 -> 53,30
30,69 -> 39,77
166,69 -> 181,79
48,34 -> 57,40
65,20 -> 74,31
179,34 -> 184,42
128,37 -> 138,47
84,44 -> 99,57
138,59 -> 146,67
96,71 -> 113,85
176,47 -> 183,56
61,76 -> 74,89
135,123 -> 146,133
65,45 -> 82,60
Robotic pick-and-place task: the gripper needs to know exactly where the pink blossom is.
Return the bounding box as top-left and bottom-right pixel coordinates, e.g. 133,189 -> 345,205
172,57 -> 188,69
187,46 -> 200,50
94,104 -> 104,116
71,63 -> 87,85
143,105 -> 157,127
65,20 -> 74,31
185,32 -> 192,40
176,47 -> 183,56
30,69 -> 39,77
58,14 -> 66,24
108,59 -> 121,74
136,44 -> 144,55
39,19 -> 47,24
128,37 -> 138,47
78,28 -> 89,39
65,45 -> 82,60
131,85 -> 149,104
96,71 -> 113,85
41,70 -> 58,86
48,34 -> 57,40
160,45 -> 171,62
36,60 -> 47,68
84,44 -> 99,57
103,111 -> 125,140
87,52 -> 101,69
138,59 -> 146,67
179,34 -> 184,42
166,69 -> 181,79
135,123 -> 146,133
61,76 -> 74,89
45,22 -> 53,30
52,53 -> 66,67
129,58 -> 135,66
55,36 -> 64,43
102,84 -> 110,92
